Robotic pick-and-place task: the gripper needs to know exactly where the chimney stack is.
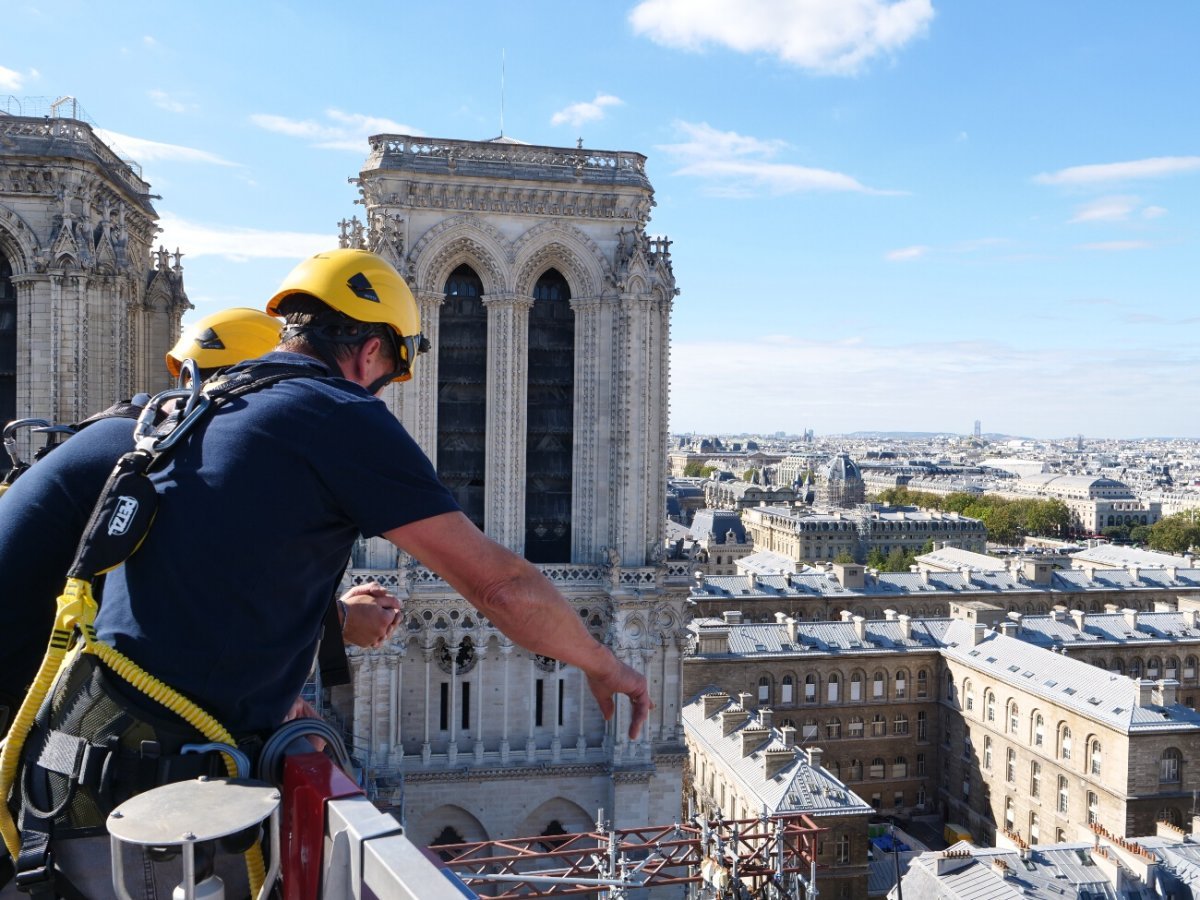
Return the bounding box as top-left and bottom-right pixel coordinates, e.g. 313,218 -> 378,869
780,726 -> 796,748
1155,679 -> 1178,707
723,610 -> 744,625
853,615 -> 867,643
1124,608 -> 1139,631
785,617 -> 799,643
1128,565 -> 1140,583
884,608 -> 897,621
741,726 -> 770,756
1071,609 -> 1087,632
807,746 -> 823,770
764,746 -> 797,779
702,692 -> 730,718
698,625 -> 731,654
1137,679 -> 1155,708
898,614 -> 912,640
1184,609 -> 1198,630
721,704 -> 751,736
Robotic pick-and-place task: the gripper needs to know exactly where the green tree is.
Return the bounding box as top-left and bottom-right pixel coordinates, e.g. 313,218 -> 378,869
980,504 -> 1022,546
833,551 -> 857,564
883,547 -> 916,572
1148,512 -> 1200,554
1129,524 -> 1153,545
1102,524 -> 1130,543
866,548 -> 887,569
743,468 -> 758,482
683,462 -> 717,478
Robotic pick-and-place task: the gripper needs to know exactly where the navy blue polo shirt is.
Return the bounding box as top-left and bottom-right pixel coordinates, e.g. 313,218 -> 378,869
96,353 -> 459,736
0,416 -> 135,708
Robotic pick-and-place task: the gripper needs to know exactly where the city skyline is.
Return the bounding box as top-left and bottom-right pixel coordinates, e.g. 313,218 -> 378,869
3,1 -> 1197,439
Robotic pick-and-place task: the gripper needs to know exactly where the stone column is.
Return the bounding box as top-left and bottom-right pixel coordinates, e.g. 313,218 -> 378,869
551,670 -> 562,762
526,652 -> 537,759
350,656 -> 368,747
421,644 -> 433,765
9,276 -> 44,438
390,646 -> 404,766
473,646 -> 485,763
576,665 -> 587,756
569,296 -> 609,562
500,642 -> 512,762
482,293 -> 532,551
398,289 -> 443,457
447,641 -> 459,765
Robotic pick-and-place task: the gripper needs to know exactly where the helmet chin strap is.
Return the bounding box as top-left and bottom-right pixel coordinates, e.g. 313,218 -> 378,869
365,329 -> 409,395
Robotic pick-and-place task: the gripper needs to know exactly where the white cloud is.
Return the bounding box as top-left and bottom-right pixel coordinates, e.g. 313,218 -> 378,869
885,245 -> 928,261
1077,240 -> 1151,252
550,93 -> 623,128
1035,156 -> 1200,186
156,213 -> 333,262
657,121 -> 899,196
1142,205 -> 1167,219
629,0 -> 934,75
148,89 -> 195,114
250,108 -> 421,152
143,35 -> 158,47
1068,195 -> 1138,224
94,128 -> 237,168
95,129 -> 237,167
0,65 -> 29,91
884,238 -> 1005,262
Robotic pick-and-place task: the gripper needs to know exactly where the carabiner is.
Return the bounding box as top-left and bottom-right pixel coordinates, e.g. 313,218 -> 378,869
3,419 -> 50,469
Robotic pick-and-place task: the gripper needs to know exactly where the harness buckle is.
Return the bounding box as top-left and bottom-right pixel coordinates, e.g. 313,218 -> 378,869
13,852 -> 53,888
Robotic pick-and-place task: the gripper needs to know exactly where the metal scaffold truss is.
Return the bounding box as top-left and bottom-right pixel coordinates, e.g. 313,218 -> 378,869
436,811 -> 824,899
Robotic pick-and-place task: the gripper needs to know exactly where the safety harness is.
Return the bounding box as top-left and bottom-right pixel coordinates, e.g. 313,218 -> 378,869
0,358 -> 334,898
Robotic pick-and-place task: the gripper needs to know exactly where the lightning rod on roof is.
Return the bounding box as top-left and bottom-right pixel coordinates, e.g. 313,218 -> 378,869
500,48 -> 505,138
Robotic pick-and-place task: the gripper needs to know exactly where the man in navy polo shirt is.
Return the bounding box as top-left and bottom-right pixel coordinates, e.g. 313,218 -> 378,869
0,308 -> 400,732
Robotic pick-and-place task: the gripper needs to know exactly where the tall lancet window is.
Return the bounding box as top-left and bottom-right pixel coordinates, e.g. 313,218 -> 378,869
0,251 -> 16,426
437,264 -> 487,530
525,269 -> 573,563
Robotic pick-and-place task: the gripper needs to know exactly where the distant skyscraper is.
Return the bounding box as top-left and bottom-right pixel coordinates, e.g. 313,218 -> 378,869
974,419 -> 982,439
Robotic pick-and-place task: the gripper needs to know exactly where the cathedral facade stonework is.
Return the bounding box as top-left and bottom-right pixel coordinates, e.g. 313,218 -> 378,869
334,135 -> 688,845
0,110 -> 187,434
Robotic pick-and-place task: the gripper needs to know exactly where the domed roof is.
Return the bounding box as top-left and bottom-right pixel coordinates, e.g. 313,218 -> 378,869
822,453 -> 862,482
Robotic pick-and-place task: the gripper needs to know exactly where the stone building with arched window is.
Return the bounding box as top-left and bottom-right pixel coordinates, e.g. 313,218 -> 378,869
331,133 -> 688,847
0,104 -> 187,446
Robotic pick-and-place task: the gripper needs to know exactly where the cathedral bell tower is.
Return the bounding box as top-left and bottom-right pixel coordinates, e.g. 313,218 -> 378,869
339,134 -> 687,845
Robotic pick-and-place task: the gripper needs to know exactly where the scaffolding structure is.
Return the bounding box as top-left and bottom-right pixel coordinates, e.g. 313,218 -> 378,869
437,811 -> 825,899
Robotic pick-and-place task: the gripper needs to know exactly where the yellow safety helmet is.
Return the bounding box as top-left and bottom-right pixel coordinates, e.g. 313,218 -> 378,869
266,248 -> 425,383
165,307 -> 283,378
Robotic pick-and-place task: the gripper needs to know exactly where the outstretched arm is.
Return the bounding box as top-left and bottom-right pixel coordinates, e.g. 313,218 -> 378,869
383,511 -> 652,740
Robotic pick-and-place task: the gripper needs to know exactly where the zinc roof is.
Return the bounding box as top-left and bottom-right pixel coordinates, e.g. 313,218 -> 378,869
682,694 -> 873,819
900,844 -> 1135,900
942,621 -> 1200,733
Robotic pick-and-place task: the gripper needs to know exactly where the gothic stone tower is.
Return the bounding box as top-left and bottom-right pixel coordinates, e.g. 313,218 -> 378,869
336,134 -> 689,847
0,108 -> 188,437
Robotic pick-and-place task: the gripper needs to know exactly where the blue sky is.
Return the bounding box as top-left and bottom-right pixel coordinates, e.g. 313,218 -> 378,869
3,1 -> 1197,439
